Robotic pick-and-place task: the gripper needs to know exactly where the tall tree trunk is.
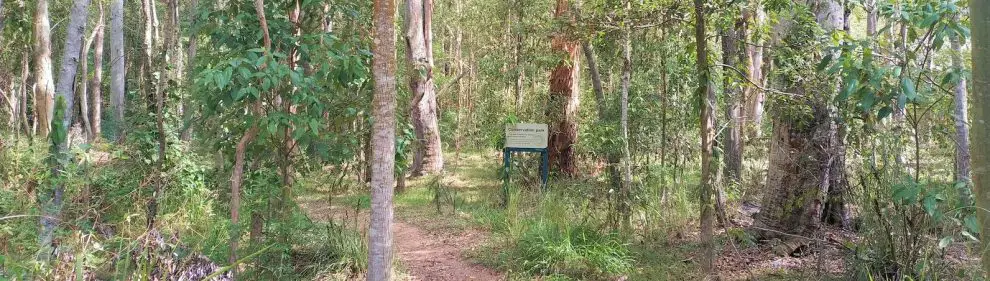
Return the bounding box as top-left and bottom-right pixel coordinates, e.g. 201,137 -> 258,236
694,0 -> 716,276
227,1 -> 271,277
79,19 -> 104,141
368,0 -> 398,278
40,0 -> 91,260
56,0 -> 91,130
580,42 -> 623,227
513,0 -> 525,112
950,12 -> 971,200
745,3 -> 766,139
970,0 -> 990,273
406,0 -> 444,177
181,0 -> 200,141
19,55 -> 31,135
722,16 -> 744,186
110,0 -> 125,140
91,6 -> 106,140
752,0 -> 845,240
33,0 -> 55,138
548,0 -> 580,177
618,0 -> 633,231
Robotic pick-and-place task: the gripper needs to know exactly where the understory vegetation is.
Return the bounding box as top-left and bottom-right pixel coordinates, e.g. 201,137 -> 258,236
2,0 -> 989,280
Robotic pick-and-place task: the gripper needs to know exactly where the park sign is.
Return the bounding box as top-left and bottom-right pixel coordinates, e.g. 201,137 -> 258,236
502,123 -> 550,205
505,123 -> 548,149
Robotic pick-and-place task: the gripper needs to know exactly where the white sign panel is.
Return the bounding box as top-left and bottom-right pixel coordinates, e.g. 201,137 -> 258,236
505,123 -> 549,149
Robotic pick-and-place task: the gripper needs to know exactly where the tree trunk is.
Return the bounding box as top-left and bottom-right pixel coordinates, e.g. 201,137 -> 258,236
694,0 -> 716,276
406,0 -> 444,177
19,55 -> 31,135
513,0 -> 524,112
969,1 -> 990,274
181,0 -> 200,141
950,12 -> 971,198
91,6 -> 106,140
227,1 -> 272,277
745,3 -> 766,139
110,0 -> 125,140
80,19 -> 104,141
618,0 -> 633,231
580,42 -> 624,227
722,16 -> 745,186
40,0 -> 91,260
368,0 -> 398,278
33,0 -> 55,138
752,0 -> 845,240
548,0 -> 580,177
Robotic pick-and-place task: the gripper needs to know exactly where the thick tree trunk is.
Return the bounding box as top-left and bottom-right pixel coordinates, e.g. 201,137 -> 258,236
969,2 -> 990,274
722,17 -> 745,186
368,0 -> 398,278
56,0 -> 91,129
753,0 -> 845,240
91,6 -> 106,140
110,0 -> 125,140
406,0 -> 444,177
40,0 -> 91,259
34,0 -> 55,138
548,0 -> 580,177
694,0 -> 716,276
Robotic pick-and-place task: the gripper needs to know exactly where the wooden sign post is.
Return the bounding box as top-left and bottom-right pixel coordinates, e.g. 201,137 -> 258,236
502,123 -> 549,206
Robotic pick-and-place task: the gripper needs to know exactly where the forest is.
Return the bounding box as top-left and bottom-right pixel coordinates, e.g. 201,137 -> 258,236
0,0 -> 989,280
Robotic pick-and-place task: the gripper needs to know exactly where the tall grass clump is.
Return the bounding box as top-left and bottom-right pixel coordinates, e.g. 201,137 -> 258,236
502,192 -> 633,279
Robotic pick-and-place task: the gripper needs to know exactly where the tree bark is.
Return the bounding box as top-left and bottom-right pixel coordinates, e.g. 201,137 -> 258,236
580,41 -> 624,227
181,0 -> 200,141
40,0 -> 91,259
753,0 -> 845,240
91,6 -> 106,140
80,19 -> 104,141
969,1 -> 990,274
227,1 -> 272,277
694,0 -> 716,276
33,0 -> 55,138
745,3 -> 766,139
513,0 -> 525,112
110,0 -> 126,140
618,0 -> 633,231
950,12 -> 971,196
722,16 -> 745,186
369,0 -> 398,278
548,0 -> 580,177
406,0 -> 444,177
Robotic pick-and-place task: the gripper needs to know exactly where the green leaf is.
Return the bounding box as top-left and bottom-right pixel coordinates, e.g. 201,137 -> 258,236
901,77 -> 917,101
964,214 -> 980,234
817,53 -> 833,71
860,92 -> 876,111
878,106 -> 893,119
922,194 -> 938,217
938,236 -> 953,249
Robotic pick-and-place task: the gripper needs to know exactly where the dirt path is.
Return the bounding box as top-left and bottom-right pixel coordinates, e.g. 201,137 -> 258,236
298,198 -> 503,281
393,221 -> 502,281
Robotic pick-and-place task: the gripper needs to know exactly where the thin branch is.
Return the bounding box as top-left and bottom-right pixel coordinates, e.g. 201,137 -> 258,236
714,62 -> 799,97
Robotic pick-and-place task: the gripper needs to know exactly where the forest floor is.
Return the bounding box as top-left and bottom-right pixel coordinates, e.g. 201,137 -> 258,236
298,154 -> 504,280
296,152 -> 885,280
